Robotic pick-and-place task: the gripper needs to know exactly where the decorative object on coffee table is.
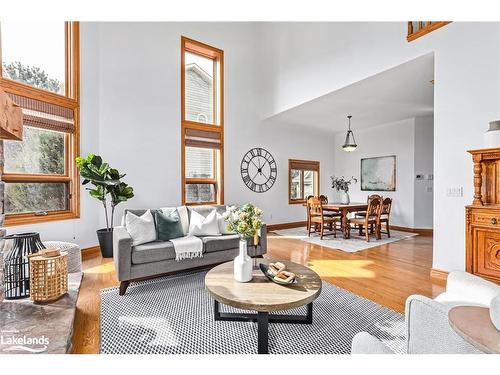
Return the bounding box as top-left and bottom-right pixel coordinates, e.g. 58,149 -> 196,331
76,153 -> 134,258
43,241 -> 81,273
29,249 -> 68,302
331,175 -> 357,204
223,203 -> 263,282
205,259 -> 321,354
3,232 -> 45,299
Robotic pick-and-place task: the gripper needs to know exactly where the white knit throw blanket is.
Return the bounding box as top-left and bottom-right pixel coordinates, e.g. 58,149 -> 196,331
170,235 -> 203,261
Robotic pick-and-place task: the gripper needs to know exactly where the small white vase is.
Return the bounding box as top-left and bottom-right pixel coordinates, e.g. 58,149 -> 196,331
484,120 -> 500,148
340,191 -> 350,204
233,238 -> 253,282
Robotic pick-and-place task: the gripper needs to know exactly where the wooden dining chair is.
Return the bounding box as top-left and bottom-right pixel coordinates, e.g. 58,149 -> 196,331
354,194 -> 383,232
378,197 -> 393,238
307,196 -> 340,239
320,194 -> 342,220
350,196 -> 382,242
305,195 -> 314,233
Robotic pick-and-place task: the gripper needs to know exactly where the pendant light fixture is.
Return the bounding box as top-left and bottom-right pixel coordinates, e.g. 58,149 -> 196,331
342,115 -> 357,152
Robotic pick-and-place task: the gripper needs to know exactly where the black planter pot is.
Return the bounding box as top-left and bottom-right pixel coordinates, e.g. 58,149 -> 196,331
97,229 -> 114,258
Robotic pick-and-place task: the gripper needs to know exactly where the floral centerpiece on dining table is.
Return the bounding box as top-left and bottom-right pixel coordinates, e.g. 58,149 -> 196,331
331,175 -> 358,204
223,203 -> 263,282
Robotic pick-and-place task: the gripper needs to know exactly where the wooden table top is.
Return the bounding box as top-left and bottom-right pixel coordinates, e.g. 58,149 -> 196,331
205,259 -> 322,312
448,306 -> 500,354
323,203 -> 368,210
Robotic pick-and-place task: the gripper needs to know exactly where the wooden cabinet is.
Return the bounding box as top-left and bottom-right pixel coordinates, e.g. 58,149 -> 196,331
466,147 -> 500,283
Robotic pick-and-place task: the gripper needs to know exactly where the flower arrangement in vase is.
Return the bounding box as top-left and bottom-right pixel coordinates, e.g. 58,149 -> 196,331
223,203 -> 263,282
331,176 -> 358,204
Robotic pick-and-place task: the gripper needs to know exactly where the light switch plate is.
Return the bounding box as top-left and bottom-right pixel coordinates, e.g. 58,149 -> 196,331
446,186 -> 463,197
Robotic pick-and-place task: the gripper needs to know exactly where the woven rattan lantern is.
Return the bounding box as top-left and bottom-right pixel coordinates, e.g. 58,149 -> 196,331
29,249 -> 68,302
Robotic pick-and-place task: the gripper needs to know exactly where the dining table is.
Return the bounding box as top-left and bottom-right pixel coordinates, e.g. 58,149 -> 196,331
321,202 -> 368,239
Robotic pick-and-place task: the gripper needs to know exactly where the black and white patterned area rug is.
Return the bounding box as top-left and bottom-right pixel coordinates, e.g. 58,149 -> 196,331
101,271 -> 405,354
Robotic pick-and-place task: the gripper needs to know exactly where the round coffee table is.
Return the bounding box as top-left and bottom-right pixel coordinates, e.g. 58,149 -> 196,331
205,259 -> 322,354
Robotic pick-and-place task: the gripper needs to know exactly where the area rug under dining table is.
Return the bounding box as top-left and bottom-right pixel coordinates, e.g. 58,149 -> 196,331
273,227 -> 417,253
100,271 -> 406,354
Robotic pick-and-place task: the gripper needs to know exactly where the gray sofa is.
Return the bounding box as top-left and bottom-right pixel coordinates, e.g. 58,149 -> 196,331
113,205 -> 267,295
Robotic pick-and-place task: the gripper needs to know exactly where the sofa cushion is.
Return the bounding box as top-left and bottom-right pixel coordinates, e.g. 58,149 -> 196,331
155,209 -> 184,241
159,206 -> 189,235
188,205 -> 227,220
202,234 -> 240,253
125,210 -> 157,246
188,209 -> 221,236
132,241 -> 176,264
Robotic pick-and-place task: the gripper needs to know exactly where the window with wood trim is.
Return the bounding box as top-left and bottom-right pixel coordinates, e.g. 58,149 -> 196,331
407,22 -> 451,42
288,159 -> 320,204
181,36 -> 224,205
0,22 -> 80,226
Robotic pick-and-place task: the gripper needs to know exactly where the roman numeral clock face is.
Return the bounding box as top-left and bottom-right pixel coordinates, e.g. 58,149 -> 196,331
240,148 -> 277,193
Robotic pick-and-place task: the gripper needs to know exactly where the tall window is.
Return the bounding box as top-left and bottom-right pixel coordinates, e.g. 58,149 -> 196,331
0,22 -> 80,225
288,159 -> 320,204
181,37 -> 223,205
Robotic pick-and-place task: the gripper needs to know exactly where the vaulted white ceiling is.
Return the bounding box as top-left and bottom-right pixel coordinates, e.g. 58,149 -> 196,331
268,53 -> 434,132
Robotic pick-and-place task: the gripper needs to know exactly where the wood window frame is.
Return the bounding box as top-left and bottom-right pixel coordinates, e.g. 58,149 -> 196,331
288,159 -> 320,205
407,21 -> 451,42
0,22 -> 80,226
181,36 -> 224,206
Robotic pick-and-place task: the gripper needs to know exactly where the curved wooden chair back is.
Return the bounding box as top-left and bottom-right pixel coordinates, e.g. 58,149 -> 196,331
367,194 -> 382,203
319,195 -> 328,204
307,196 -> 323,217
366,196 -> 382,217
381,197 -> 392,216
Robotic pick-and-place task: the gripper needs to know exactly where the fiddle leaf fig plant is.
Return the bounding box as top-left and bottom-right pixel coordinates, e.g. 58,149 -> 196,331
76,153 -> 134,230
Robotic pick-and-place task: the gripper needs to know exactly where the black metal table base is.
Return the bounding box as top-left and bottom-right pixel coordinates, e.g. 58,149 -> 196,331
213,300 -> 313,354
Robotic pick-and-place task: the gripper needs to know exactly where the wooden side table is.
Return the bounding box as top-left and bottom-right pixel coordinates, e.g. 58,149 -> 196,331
448,306 -> 500,354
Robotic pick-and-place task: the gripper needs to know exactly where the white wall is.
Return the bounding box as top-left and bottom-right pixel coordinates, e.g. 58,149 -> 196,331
6,22 -> 335,249
259,22 -> 500,272
7,22 -> 499,273
414,116 -> 434,229
96,22 -> 334,228
333,118 -> 416,228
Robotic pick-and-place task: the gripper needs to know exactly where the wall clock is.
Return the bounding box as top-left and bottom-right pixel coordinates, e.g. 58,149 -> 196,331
240,148 -> 277,193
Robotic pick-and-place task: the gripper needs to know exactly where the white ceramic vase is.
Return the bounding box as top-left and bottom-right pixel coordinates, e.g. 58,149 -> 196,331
340,191 -> 350,204
233,238 -> 253,282
484,120 -> 500,148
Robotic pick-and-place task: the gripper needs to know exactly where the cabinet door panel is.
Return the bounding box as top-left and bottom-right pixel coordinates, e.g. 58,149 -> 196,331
474,228 -> 500,280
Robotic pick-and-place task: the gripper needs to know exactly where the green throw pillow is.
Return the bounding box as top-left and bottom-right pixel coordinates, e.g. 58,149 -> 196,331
155,209 -> 184,241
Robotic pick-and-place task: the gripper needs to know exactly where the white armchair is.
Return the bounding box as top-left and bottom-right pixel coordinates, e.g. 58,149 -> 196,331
351,271 -> 500,354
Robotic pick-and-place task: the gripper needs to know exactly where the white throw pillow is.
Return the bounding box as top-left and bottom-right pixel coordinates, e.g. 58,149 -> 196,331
160,206 -> 189,236
125,210 -> 157,246
188,209 -> 221,236
217,207 -> 236,235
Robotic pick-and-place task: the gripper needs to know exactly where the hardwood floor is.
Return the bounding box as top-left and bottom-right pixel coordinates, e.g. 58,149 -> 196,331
71,231 -> 445,354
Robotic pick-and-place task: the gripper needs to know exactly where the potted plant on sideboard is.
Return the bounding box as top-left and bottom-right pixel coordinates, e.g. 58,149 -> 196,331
76,154 -> 134,258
